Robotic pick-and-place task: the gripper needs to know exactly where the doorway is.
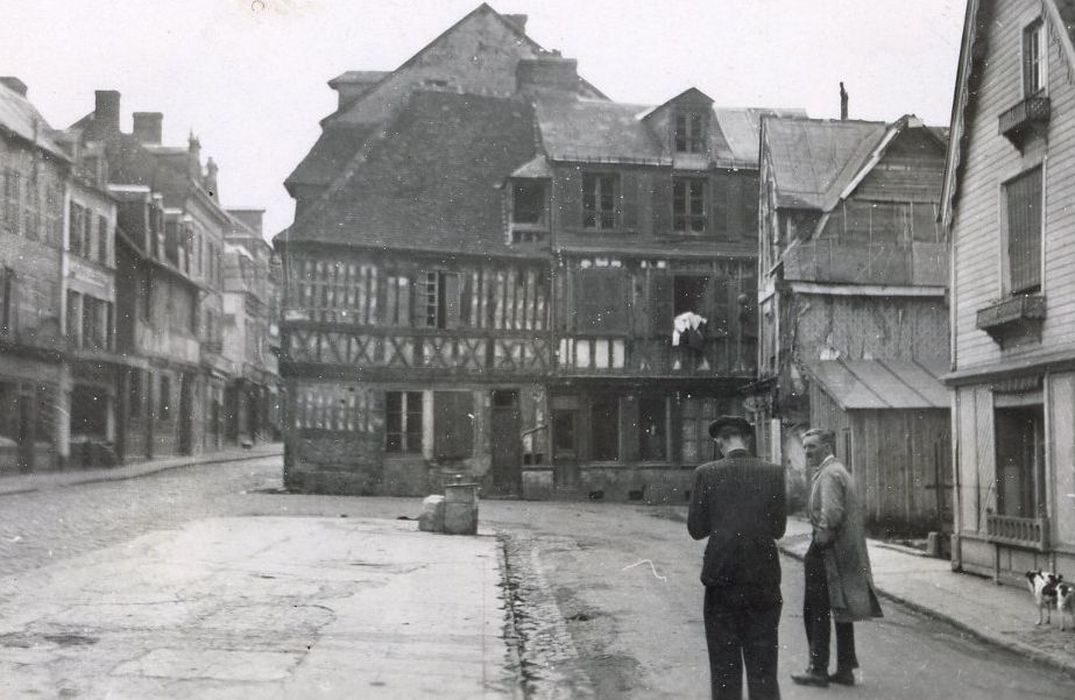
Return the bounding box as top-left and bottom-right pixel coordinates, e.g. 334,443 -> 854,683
994,405 -> 1045,519
490,390 -> 521,495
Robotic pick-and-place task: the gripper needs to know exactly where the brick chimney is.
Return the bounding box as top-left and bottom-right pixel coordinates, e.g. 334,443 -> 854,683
504,14 -> 528,32
516,56 -> 578,97
840,82 -> 849,120
93,90 -> 121,136
132,112 -> 163,144
0,77 -> 28,97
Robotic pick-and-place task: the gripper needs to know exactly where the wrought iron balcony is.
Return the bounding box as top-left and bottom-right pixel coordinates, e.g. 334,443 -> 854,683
976,294 -> 1045,345
986,513 -> 1049,551
999,95 -> 1050,148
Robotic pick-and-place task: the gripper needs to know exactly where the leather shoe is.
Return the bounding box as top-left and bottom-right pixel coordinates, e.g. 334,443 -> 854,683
829,669 -> 855,686
791,668 -> 829,687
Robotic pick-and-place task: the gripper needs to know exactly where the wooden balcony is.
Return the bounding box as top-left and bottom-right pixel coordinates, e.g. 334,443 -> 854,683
557,335 -> 755,377
986,513 -> 1049,551
999,95 -> 1050,148
782,241 -> 947,287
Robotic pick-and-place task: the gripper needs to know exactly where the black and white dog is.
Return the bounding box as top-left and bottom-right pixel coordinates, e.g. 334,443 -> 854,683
1026,570 -> 1062,625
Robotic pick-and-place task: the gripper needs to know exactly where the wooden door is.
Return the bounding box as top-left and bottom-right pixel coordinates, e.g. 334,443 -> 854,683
552,408 -> 579,486
490,390 -> 521,496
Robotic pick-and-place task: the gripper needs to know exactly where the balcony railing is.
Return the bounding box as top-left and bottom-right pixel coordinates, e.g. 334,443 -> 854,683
986,513 -> 1049,551
782,241 -> 947,287
999,95 -> 1050,148
557,336 -> 755,376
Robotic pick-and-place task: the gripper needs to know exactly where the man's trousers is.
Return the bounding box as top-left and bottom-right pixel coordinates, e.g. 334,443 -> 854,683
703,587 -> 781,699
802,542 -> 858,673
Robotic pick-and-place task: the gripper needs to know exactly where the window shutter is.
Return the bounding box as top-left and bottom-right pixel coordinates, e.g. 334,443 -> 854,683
1006,168 -> 1042,293
443,272 -> 461,329
647,272 -> 674,338
621,170 -> 639,231
652,174 -> 673,234
434,391 -> 474,459
574,268 -> 627,333
557,167 -> 582,230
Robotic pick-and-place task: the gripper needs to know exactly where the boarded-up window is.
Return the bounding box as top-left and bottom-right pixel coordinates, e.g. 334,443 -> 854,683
574,268 -> 627,333
386,390 -> 422,453
434,391 -> 474,459
1005,167 -> 1042,294
591,396 -> 619,461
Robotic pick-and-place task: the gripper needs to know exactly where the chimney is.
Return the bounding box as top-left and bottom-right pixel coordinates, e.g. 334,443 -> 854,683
328,71 -> 388,111
840,82 -> 849,120
132,112 -> 163,144
204,157 -> 219,201
504,14 -> 528,32
516,56 -> 578,97
0,77 -> 28,97
93,90 -> 121,136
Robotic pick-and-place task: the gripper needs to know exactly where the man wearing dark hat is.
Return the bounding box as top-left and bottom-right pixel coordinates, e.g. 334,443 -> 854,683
688,415 -> 786,699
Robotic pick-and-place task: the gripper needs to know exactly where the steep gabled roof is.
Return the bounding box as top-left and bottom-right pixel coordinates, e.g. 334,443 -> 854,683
942,0 -> 1075,228
762,117 -> 887,209
0,81 -> 68,161
282,91 -> 539,257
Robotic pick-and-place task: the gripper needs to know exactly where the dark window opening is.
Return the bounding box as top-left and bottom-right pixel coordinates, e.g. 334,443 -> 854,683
583,173 -> 617,230
673,178 -> 706,233
590,396 -> 619,461
639,396 -> 667,462
71,385 -> 107,438
674,275 -> 709,316
994,405 -> 1045,518
422,271 -> 461,329
553,410 -> 576,454
512,181 -> 546,225
159,375 -> 172,423
385,390 -> 423,453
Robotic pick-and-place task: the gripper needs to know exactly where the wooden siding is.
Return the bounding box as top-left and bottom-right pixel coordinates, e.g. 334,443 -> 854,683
812,386 -> 952,535
951,0 -> 1075,372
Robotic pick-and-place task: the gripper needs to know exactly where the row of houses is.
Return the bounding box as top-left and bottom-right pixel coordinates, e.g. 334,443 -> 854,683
274,2 -> 955,537
0,79 -> 280,473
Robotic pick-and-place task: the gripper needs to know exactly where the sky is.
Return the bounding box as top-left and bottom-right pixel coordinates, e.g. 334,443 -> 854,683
2,0 -> 967,240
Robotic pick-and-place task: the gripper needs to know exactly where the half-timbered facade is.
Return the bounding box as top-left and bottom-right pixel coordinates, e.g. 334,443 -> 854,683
278,5 -> 801,499
753,113 -> 951,534
942,0 -> 1075,582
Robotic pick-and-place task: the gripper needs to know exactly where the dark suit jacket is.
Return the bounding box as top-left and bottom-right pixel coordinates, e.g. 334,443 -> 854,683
688,449 -> 787,610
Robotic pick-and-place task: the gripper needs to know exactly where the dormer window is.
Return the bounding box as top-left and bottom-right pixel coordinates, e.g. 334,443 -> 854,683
511,181 -> 547,226
1023,19 -> 1045,96
675,111 -> 706,153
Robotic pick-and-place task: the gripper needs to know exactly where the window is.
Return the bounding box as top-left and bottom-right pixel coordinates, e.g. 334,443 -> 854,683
1005,167 -> 1042,294
590,396 -> 620,461
67,290 -> 81,347
674,275 -> 709,316
23,176 -> 39,241
512,181 -> 547,225
422,271 -> 460,329
994,405 -> 1044,518
71,385 -> 107,438
574,268 -> 628,332
45,185 -> 62,247
385,275 -> 412,326
673,178 -> 707,233
675,111 -> 706,153
0,267 -> 14,335
159,375 -> 172,422
3,168 -> 20,234
69,203 -> 83,255
639,396 -> 667,462
81,296 -> 95,350
97,214 -> 109,264
128,370 -> 142,418
434,391 -> 474,459
1023,20 -> 1046,97
582,173 -> 617,230
385,390 -> 422,453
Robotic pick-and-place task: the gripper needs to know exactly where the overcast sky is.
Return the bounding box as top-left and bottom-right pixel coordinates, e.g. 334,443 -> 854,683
3,0 -> 966,240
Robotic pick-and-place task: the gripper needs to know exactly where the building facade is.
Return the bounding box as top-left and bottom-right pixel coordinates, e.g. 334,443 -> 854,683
753,113 -> 952,535
943,0 -> 1075,581
278,5 -> 800,500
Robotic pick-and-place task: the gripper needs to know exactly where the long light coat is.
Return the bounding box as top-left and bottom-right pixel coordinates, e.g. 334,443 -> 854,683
807,455 -> 883,623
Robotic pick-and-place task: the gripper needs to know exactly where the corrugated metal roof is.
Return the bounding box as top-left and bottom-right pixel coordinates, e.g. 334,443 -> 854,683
0,81 -> 67,161
805,359 -> 948,410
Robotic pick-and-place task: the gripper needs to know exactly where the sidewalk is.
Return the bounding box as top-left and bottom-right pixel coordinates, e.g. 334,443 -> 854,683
0,515 -> 519,698
0,441 -> 283,496
778,516 -> 1075,676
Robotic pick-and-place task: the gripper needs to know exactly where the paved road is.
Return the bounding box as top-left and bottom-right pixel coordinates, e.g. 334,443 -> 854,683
3,457 -> 1075,699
